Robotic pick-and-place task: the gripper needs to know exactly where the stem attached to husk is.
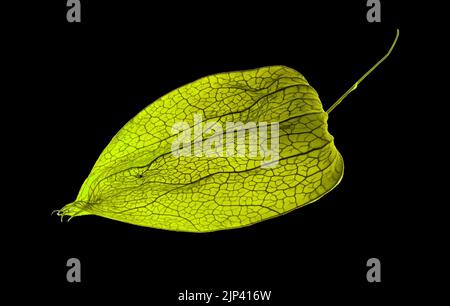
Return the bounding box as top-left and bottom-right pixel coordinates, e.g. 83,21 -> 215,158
327,29 -> 399,114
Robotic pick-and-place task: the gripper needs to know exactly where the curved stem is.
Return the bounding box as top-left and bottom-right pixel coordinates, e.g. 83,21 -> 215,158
326,28 -> 399,114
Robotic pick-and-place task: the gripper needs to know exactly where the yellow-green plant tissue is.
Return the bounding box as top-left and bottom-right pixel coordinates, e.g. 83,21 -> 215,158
56,30 -> 399,232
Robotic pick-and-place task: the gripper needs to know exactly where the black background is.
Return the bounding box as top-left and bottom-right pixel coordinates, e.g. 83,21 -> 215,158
9,0 -> 419,304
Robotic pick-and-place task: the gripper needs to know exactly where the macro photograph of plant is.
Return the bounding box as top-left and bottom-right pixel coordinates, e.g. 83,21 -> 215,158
6,1 -> 430,304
